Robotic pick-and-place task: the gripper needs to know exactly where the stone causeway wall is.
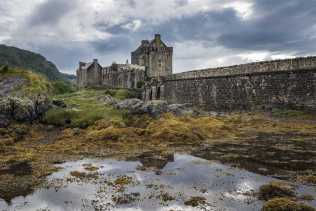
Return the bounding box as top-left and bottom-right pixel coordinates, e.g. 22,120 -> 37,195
162,56 -> 316,111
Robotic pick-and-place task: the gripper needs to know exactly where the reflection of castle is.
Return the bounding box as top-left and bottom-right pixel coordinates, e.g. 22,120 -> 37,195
76,34 -> 173,98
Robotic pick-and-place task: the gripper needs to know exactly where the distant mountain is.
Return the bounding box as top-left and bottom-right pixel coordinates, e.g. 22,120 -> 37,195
0,44 -> 75,81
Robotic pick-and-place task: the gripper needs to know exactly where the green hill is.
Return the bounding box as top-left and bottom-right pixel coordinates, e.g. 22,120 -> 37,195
0,44 -> 74,81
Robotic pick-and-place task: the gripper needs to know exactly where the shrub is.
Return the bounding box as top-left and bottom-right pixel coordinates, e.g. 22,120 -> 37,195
259,181 -> 295,201
136,81 -> 145,89
262,197 -> 315,211
42,108 -> 76,126
52,80 -> 74,95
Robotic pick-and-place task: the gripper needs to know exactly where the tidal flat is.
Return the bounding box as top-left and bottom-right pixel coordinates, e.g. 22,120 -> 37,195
1,89 -> 316,210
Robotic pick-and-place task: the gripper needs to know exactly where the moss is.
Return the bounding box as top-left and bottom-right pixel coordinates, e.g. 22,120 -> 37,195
300,195 -> 314,201
114,176 -> 133,186
262,197 -> 315,211
184,196 -> 206,207
88,126 -> 141,142
70,171 -> 86,178
298,175 -> 316,185
259,181 -> 295,201
271,109 -> 315,119
43,89 -> 126,128
0,67 -> 52,97
83,164 -> 99,172
70,171 -> 99,180
158,192 -> 175,202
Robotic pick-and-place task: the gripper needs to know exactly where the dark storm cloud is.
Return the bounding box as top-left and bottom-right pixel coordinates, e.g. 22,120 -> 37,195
127,0 -> 316,55
218,0 -> 316,53
90,35 -> 133,54
28,0 -> 77,26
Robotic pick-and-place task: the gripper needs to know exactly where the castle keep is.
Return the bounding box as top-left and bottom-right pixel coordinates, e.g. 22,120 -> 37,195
131,34 -> 173,78
77,34 -> 316,111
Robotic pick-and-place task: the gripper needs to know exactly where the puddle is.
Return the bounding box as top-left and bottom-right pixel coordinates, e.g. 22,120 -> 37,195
0,154 -> 315,211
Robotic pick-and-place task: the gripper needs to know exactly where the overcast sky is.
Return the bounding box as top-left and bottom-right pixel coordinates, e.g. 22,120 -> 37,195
1,0 -> 316,74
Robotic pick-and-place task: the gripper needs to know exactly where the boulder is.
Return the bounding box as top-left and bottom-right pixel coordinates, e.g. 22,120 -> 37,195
35,96 -> 51,115
98,95 -> 118,106
0,96 -> 50,122
116,98 -> 144,114
0,98 -> 12,117
140,100 -> 168,117
11,97 -> 36,121
167,104 -> 195,116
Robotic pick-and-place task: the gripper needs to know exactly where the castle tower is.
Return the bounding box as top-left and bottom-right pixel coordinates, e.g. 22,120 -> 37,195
131,34 -> 173,78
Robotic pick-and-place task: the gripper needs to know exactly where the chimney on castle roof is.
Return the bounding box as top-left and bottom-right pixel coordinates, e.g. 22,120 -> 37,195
93,59 -> 98,63
155,34 -> 161,41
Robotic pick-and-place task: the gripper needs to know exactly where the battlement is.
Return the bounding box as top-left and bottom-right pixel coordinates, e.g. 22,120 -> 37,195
167,56 -> 316,81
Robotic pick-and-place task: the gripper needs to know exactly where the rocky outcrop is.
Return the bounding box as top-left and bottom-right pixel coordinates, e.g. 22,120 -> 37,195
98,95 -> 118,106
114,98 -> 196,117
116,98 -> 144,114
141,100 -> 169,117
0,76 -> 26,97
0,96 -> 50,122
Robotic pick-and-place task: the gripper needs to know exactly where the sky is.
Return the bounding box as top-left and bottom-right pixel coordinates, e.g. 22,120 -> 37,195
1,0 -> 316,74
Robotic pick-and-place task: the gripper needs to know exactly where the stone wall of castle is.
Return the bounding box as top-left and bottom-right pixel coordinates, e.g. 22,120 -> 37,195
161,57 -> 316,111
102,64 -> 145,89
77,60 -> 102,88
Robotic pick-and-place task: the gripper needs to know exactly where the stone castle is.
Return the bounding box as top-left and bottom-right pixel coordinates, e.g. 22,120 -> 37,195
77,34 -> 316,111
77,34 -> 172,89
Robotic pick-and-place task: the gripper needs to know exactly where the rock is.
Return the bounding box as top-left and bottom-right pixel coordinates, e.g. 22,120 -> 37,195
52,99 -> 67,108
116,98 -> 144,114
167,103 -> 195,116
140,100 -> 168,117
73,128 -> 81,135
0,115 -> 10,128
34,96 -> 51,116
0,76 -> 26,97
0,98 -> 12,117
113,192 -> 140,205
0,96 -> 50,122
98,95 -> 118,106
10,97 -> 36,121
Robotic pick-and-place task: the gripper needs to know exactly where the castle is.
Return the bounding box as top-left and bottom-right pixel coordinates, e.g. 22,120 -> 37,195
77,34 -> 316,111
76,34 -> 172,90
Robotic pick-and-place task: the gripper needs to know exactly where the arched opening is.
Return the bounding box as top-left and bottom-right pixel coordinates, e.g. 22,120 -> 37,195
157,87 -> 161,99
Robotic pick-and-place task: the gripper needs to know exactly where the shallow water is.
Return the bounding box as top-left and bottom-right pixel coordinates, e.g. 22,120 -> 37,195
1,154 -> 315,211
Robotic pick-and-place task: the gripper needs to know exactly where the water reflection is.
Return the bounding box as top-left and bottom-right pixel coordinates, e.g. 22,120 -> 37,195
0,154 -> 315,211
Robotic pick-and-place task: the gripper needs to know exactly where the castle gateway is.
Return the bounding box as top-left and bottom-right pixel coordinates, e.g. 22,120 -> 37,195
77,35 -> 316,111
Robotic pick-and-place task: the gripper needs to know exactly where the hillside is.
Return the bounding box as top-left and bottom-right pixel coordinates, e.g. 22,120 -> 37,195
0,44 -> 74,81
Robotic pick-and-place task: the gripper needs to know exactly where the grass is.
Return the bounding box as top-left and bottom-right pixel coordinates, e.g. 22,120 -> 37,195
262,197 -> 315,211
271,108 -> 315,120
0,67 -> 52,97
43,89 -> 126,128
258,181 -> 295,201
